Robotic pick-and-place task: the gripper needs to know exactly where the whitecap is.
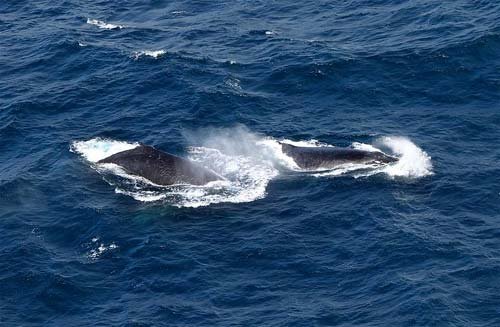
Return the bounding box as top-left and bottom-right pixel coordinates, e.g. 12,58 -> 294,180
132,50 -> 166,60
224,76 -> 242,91
86,18 -> 124,30
87,241 -> 118,260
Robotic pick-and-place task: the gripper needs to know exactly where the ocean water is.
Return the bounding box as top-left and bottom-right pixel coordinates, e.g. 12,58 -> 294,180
1,0 -> 500,325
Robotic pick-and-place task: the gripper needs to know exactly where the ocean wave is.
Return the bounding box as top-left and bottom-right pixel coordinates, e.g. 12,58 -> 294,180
86,18 -> 124,30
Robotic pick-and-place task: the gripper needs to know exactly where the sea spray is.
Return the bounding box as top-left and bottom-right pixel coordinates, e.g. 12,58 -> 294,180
377,136 -> 433,178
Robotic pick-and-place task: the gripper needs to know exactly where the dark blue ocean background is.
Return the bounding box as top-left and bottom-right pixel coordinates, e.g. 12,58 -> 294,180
2,0 -> 500,325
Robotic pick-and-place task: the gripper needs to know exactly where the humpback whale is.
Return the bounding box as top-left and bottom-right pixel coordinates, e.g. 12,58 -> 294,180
98,145 -> 222,186
281,143 -> 398,170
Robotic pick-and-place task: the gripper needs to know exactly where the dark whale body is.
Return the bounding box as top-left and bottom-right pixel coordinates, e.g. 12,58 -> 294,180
98,145 -> 222,186
281,143 -> 398,170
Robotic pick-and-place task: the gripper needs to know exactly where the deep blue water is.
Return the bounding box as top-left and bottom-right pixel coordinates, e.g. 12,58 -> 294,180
2,0 -> 500,325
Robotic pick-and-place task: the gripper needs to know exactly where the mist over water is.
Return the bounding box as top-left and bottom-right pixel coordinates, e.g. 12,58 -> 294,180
2,0 -> 500,325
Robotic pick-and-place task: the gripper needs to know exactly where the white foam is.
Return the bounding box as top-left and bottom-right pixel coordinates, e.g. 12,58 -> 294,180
115,189 -> 167,202
132,50 -> 166,60
182,147 -> 278,207
377,136 -> 433,178
98,162 -> 163,185
224,77 -> 242,91
351,142 -> 382,152
280,139 -> 333,147
70,138 -> 139,163
78,41 -> 87,47
86,18 -> 124,30
87,242 -> 118,259
312,162 -> 386,177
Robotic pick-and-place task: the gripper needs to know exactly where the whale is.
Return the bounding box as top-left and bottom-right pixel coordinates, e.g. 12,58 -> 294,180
97,145 -> 222,186
281,142 -> 398,170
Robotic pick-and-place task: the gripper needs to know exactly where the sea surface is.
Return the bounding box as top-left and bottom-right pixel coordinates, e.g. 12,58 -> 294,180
1,0 -> 500,325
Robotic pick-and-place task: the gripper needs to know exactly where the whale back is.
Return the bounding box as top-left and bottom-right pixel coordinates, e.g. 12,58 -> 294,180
281,143 -> 397,169
98,145 -> 221,186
